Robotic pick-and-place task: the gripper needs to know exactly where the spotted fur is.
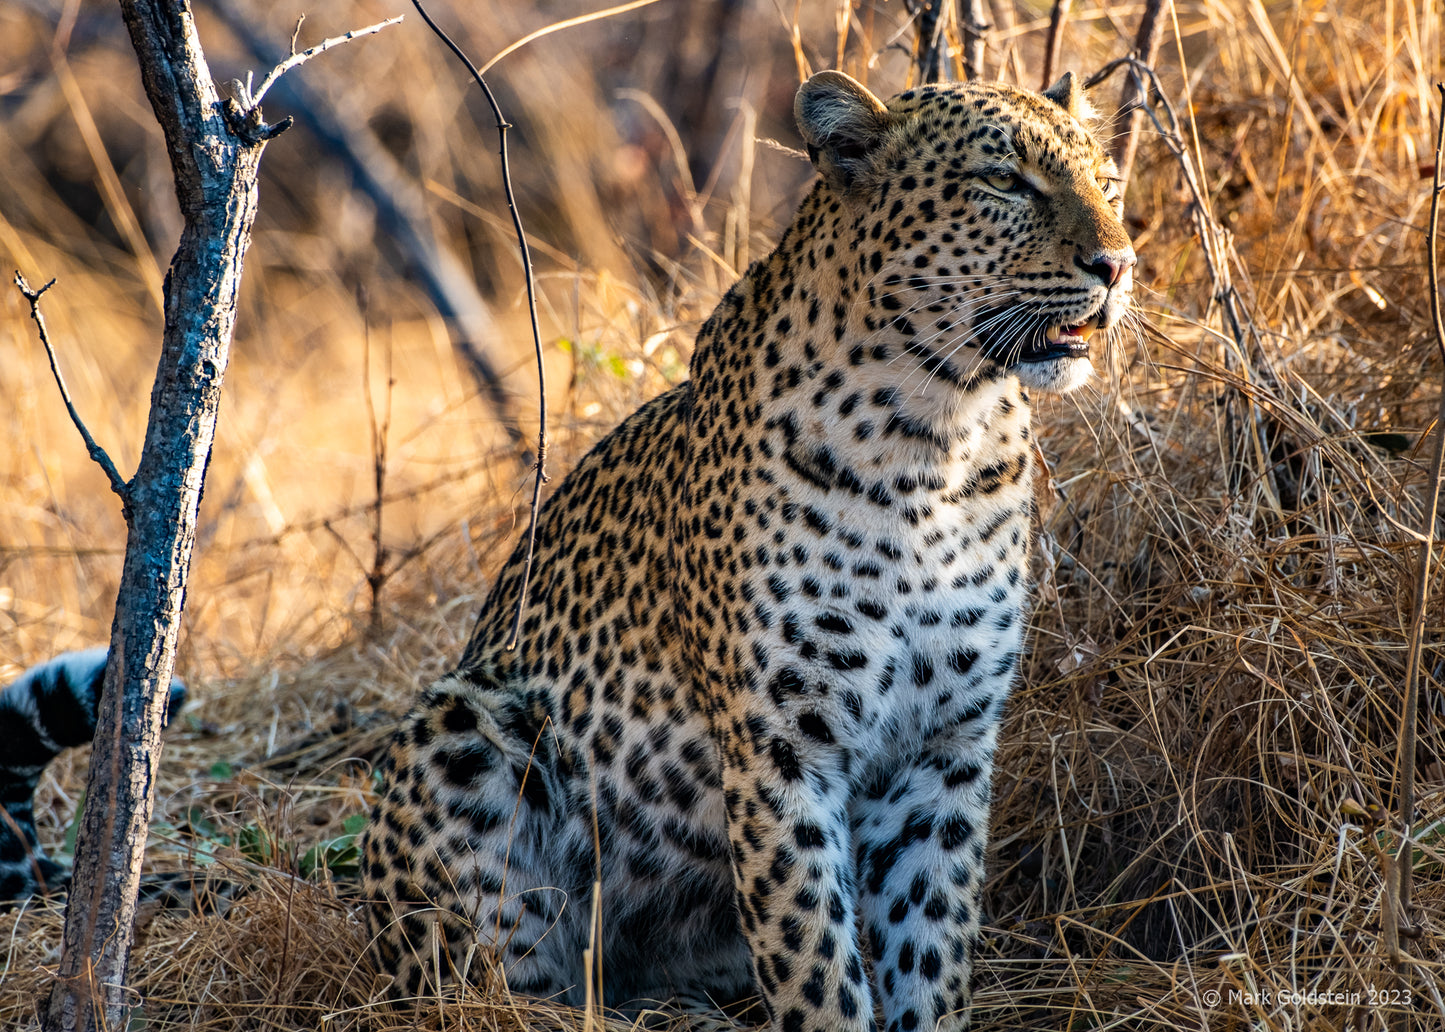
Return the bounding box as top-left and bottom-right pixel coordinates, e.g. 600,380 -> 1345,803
361,70 -> 1135,1030
0,648 -> 186,900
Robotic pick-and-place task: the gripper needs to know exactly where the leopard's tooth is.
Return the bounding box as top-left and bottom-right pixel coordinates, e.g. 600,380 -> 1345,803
1075,323 -> 1098,342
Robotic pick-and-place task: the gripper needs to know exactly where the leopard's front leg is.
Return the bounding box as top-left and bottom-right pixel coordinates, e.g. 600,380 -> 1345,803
854,731 -> 997,1032
721,707 -> 875,1032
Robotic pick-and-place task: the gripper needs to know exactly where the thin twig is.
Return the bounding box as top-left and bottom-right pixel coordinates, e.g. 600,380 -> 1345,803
244,16 -> 404,109
409,0 -> 549,653
13,272 -> 130,504
1392,81 -> 1445,1003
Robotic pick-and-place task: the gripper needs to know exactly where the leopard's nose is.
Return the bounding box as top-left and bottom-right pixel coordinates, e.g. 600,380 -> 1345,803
1074,249 -> 1136,288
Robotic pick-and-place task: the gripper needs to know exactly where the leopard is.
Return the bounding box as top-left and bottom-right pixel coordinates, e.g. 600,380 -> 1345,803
0,648 -> 186,900
359,68 -> 1135,1032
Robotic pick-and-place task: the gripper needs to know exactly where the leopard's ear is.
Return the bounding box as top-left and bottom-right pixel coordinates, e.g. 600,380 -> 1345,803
1042,71 -> 1097,123
795,71 -> 890,191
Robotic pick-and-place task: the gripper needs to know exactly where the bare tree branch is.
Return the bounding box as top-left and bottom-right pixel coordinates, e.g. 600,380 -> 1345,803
40,6 -> 394,1030
242,16 -> 402,109
13,273 -> 129,502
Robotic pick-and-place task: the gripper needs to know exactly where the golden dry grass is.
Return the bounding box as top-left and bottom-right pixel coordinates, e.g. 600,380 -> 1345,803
2,0 -> 1444,1029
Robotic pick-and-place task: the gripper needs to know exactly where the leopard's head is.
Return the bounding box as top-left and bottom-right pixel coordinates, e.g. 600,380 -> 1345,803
795,70 -> 1136,393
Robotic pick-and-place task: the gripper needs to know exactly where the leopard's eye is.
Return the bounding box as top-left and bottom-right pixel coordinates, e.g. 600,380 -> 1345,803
1098,176 -> 1123,201
985,172 -> 1020,192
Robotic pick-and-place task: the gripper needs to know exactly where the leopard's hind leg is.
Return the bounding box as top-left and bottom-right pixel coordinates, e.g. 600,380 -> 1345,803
361,675 -> 589,1003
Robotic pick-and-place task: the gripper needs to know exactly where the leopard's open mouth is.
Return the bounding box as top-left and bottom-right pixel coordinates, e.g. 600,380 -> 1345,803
1018,318 -> 1100,363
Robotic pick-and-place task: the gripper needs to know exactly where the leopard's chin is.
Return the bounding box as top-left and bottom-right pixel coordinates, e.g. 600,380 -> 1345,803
1012,353 -> 1094,393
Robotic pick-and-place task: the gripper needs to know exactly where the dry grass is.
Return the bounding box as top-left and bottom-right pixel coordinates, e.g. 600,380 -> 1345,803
2,0 -> 1443,1029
